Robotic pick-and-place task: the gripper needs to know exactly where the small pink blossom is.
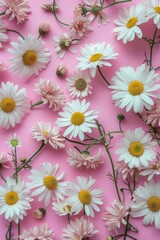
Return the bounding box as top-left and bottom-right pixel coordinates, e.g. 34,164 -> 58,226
115,160 -> 139,180
69,15 -> 92,38
39,22 -> 51,36
31,122 -> 65,150
0,20 -> 8,48
56,64 -> 68,78
20,223 -> 54,240
35,79 -> 66,111
73,4 -> 83,16
142,99 -> 160,127
0,0 -> 31,24
103,200 -> 129,233
67,148 -> 104,169
140,155 -> 160,181
0,152 -> 11,168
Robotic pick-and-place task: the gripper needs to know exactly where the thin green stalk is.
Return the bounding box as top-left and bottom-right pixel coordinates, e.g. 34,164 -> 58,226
149,28 -> 158,70
52,0 -> 69,26
0,11 -> 6,16
7,29 -> 24,39
31,100 -> 44,109
18,222 -> 20,240
97,66 -> 110,86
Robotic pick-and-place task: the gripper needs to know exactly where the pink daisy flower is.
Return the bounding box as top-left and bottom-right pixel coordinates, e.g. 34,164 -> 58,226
115,160 -> 139,180
20,223 -> 54,240
104,200 -> 129,233
0,20 -> 8,48
0,152 -> 11,168
34,79 -> 66,111
142,99 -> 160,127
140,155 -> 160,181
0,0 -> 31,24
31,122 -> 65,150
67,148 -> 104,169
69,15 -> 92,39
62,216 -> 99,239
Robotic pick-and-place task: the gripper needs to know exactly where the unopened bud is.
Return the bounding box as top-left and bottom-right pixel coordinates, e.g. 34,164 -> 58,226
117,114 -> 125,121
19,157 -> 26,163
34,208 -> 46,219
56,64 -> 68,78
39,22 -> 51,36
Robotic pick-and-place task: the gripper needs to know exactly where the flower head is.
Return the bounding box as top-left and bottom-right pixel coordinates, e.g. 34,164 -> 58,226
52,199 -> 74,216
131,180 -> 160,229
0,20 -> 8,48
104,200 -> 129,233
113,4 -> 146,43
116,128 -> 156,168
67,70 -> 92,98
0,177 -> 33,223
110,64 -> 160,113
77,42 -> 118,77
28,162 -> 67,206
0,0 -> 31,24
6,133 -> 21,147
67,148 -> 104,169
0,152 -> 11,169
66,176 -> 103,217
56,99 -> 98,141
115,160 -> 138,180
62,216 -> 99,239
144,0 -> 160,28
35,79 -> 66,111
142,99 -> 160,127
20,223 -> 54,240
69,15 -> 92,38
140,155 -> 160,181
8,34 -> 51,78
0,81 -> 28,129
31,122 -> 65,150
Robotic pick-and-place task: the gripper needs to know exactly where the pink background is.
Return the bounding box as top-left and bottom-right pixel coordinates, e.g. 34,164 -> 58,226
0,0 -> 160,239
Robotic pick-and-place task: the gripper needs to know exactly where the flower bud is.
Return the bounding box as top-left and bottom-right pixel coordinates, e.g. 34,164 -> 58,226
19,157 -> 26,163
56,64 -> 68,78
107,236 -> 113,240
39,22 -> 51,36
117,114 -> 125,121
34,208 -> 46,219
41,4 -> 53,12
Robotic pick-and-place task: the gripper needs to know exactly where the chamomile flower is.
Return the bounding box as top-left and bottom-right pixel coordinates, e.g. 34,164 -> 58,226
113,4 -> 146,43
6,133 -> 21,148
0,81 -> 28,129
144,0 -> 160,28
56,99 -> 98,141
140,155 -> 160,181
77,42 -> 118,77
66,176 -> 103,217
8,34 -> 51,78
0,177 -> 32,223
110,64 -> 160,113
116,128 -> 156,168
66,70 -> 92,98
131,180 -> 160,229
28,162 -> 67,206
52,199 -> 74,216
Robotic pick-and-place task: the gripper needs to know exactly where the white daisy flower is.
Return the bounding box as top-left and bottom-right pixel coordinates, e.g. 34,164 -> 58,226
56,99 -> 98,141
6,133 -> 21,148
66,176 -> 103,217
8,34 -> 51,78
109,64 -> 160,113
113,4 -> 146,43
28,162 -> 67,206
76,42 -> 118,77
0,177 -> 33,223
67,70 -> 92,98
116,127 -> 156,168
131,180 -> 160,229
52,199 -> 74,216
0,81 -> 28,129
144,0 -> 160,28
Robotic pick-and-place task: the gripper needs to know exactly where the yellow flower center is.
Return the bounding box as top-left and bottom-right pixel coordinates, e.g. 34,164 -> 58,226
128,80 -> 144,96
71,112 -> 85,125
63,205 -> 72,213
5,191 -> 18,205
126,17 -> 138,28
90,53 -> 103,62
75,78 -> 87,91
78,190 -> 92,204
154,6 -> 160,14
0,98 -> 15,113
147,196 -> 160,212
42,131 -> 49,135
43,175 -> 57,190
23,50 -> 37,66
129,141 -> 144,157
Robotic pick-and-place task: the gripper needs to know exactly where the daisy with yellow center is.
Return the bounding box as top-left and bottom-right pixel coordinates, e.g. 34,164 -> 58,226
76,42 -> 118,77
57,99 -> 98,141
0,177 -> 32,223
66,176 -> 103,217
131,180 -> 160,229
8,34 -> 51,78
110,64 -> 160,113
113,4 -> 146,43
116,127 -> 156,168
28,162 -> 67,206
0,81 -> 28,129
144,0 -> 160,28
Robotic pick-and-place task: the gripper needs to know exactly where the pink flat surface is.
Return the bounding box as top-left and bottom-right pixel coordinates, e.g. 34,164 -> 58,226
0,0 -> 160,239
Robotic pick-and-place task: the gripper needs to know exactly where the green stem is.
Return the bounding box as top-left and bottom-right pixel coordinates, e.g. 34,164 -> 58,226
7,29 -> 24,39
52,0 -> 69,26
97,66 -> 110,86
18,222 -> 20,240
0,11 -> 6,16
149,28 -> 158,70
31,100 -> 44,109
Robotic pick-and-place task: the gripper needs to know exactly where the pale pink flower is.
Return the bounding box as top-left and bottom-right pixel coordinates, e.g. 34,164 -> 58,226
67,148 -> 104,169
35,79 -> 66,111
69,16 -> 92,38
56,64 -> 68,78
0,61 -> 6,72
62,216 -> 99,239
31,122 -> 65,150
0,0 -> 31,24
20,223 -> 54,240
0,152 -> 11,168
73,4 -> 83,16
142,99 -> 160,127
53,33 -> 78,59
103,200 -> 129,233
39,22 -> 51,36
0,20 -> 8,48
115,160 -> 139,180
140,155 -> 160,181
83,0 -> 109,27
